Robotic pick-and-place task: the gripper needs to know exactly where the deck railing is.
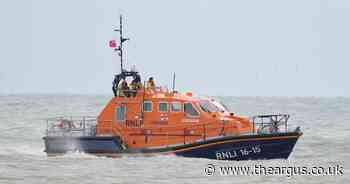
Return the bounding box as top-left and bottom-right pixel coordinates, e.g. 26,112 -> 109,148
45,114 -> 295,147
251,114 -> 290,134
45,116 -> 98,137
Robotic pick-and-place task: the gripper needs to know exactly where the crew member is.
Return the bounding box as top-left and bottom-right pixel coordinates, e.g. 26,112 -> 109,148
146,77 -> 156,90
118,79 -> 130,97
130,74 -> 142,97
112,75 -> 120,97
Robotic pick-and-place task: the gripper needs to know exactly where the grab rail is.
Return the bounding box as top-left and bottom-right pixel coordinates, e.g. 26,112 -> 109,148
45,116 -> 98,137
251,114 -> 290,134
45,114 -> 294,147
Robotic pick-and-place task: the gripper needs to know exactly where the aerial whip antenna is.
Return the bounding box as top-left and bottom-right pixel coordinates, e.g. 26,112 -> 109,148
114,14 -> 129,73
172,72 -> 176,92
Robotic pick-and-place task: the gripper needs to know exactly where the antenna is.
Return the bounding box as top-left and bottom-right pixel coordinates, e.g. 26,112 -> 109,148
114,14 -> 129,73
172,72 -> 176,92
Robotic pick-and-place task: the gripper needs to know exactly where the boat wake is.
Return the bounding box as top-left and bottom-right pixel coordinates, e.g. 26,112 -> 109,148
55,151 -> 101,159
0,144 -> 45,158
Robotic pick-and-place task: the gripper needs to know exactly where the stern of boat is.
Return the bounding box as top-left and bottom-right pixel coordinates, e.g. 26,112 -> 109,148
43,117 -> 124,155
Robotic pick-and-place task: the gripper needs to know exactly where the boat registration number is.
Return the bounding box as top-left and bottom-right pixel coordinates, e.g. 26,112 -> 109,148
216,145 -> 261,160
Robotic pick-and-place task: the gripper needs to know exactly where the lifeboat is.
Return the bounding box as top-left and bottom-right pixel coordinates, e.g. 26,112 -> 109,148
43,15 -> 302,160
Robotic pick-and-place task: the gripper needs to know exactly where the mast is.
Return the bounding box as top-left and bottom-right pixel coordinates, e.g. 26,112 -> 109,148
114,14 -> 129,73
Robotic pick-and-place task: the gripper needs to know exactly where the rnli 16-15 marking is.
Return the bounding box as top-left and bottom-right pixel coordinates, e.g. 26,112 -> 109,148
215,145 -> 261,160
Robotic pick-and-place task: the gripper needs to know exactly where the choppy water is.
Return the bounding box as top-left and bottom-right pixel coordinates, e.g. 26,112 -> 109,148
0,95 -> 349,183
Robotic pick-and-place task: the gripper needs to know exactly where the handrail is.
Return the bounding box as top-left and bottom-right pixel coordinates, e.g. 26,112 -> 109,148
251,114 -> 290,134
121,122 -> 234,146
45,116 -> 98,137
45,114 -> 293,148
113,114 -> 292,147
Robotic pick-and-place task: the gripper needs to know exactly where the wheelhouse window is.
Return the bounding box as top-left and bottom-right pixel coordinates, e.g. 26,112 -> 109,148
142,101 -> 152,112
158,102 -> 168,112
171,102 -> 181,112
199,100 -> 220,113
184,102 -> 199,116
210,99 -> 229,113
116,106 -> 126,121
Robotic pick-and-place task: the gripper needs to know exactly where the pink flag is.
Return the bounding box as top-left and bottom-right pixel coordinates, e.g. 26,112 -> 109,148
109,40 -> 117,48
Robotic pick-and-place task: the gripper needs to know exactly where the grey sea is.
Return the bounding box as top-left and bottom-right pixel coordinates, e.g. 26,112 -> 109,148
0,95 -> 348,183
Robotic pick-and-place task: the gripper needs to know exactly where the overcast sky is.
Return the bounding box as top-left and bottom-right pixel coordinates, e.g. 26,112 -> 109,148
0,0 -> 349,96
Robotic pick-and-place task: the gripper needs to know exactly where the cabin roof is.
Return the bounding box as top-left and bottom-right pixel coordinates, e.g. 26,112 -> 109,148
149,91 -> 199,102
